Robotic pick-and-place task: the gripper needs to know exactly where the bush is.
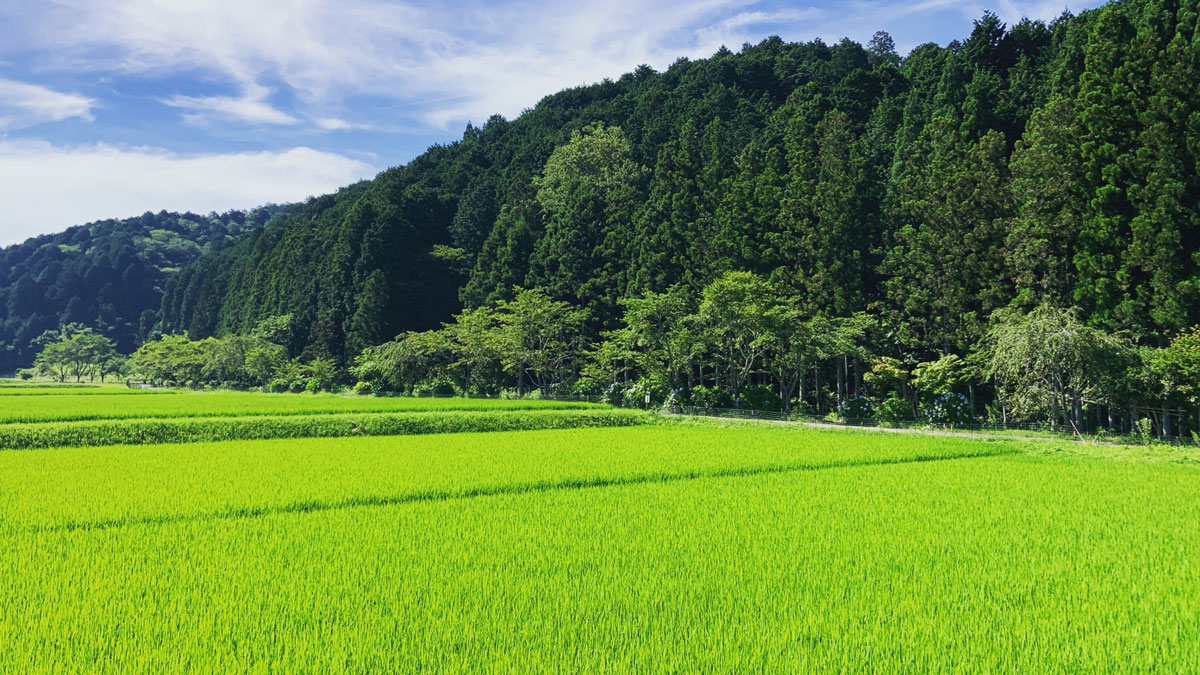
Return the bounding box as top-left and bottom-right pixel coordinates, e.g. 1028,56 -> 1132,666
623,379 -> 668,408
838,396 -> 873,421
875,395 -> 913,425
737,385 -> 782,412
266,379 -> 289,394
415,378 -> 457,397
352,381 -> 374,396
786,400 -> 813,417
1135,416 -> 1154,443
688,385 -> 733,409
598,382 -> 627,407
925,392 -> 972,427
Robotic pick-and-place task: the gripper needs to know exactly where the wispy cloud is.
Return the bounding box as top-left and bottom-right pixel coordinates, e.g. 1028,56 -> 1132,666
12,0 -> 1105,135
161,84 -> 299,126
21,0 -> 810,130
0,140 -> 375,246
0,77 -> 94,130
314,117 -> 372,132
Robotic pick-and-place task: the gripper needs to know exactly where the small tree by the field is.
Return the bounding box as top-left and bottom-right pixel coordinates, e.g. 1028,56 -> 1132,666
351,332 -> 447,396
987,305 -> 1129,430
443,306 -> 501,396
620,285 -> 697,394
490,288 -> 589,395
697,271 -> 772,399
32,326 -> 123,382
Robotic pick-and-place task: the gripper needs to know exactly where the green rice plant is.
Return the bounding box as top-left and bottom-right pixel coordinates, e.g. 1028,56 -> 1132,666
0,447 -> 1197,671
0,390 -> 605,424
0,409 -> 649,450
0,425 -> 1014,530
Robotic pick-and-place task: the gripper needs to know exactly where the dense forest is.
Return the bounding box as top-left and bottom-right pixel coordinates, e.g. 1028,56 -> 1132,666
10,0 -> 1200,433
161,0 -> 1200,366
0,206 -> 289,373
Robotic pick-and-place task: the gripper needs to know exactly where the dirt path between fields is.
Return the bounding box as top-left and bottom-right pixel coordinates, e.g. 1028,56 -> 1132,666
663,411 -> 1113,446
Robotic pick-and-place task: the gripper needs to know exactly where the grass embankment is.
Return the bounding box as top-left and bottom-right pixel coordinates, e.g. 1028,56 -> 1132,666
0,409 -> 648,450
0,387 -> 172,395
0,390 -> 605,424
1,424 -> 1197,670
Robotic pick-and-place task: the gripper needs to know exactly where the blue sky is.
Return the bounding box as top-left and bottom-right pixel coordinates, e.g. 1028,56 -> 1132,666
0,0 -> 1105,246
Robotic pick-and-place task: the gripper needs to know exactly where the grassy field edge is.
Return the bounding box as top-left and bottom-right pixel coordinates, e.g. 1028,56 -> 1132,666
0,409 -> 651,450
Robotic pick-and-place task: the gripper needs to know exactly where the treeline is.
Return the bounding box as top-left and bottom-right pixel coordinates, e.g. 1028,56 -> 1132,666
127,315 -> 341,393
0,206 -> 290,373
161,0 -> 1200,372
34,271 -> 1200,437
343,274 -> 1200,437
140,271 -> 1200,435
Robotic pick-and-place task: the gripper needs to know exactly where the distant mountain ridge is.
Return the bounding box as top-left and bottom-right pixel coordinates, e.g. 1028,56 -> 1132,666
0,205 -> 291,373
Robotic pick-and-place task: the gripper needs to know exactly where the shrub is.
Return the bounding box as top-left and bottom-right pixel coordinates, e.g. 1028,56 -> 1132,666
352,381 -> 374,396
925,393 -> 972,427
786,400 -> 813,418
623,379 -> 668,408
1135,417 -> 1154,443
875,395 -> 913,425
689,386 -> 733,409
838,396 -> 873,421
416,379 -> 457,397
738,385 -> 782,412
599,382 -> 627,407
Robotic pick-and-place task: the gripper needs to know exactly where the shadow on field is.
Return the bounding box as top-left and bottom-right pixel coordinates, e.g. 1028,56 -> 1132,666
42,450 -> 1014,534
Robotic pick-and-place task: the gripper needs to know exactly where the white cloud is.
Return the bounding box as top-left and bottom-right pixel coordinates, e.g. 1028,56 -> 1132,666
162,84 -> 299,125
992,0 -> 1081,23
29,0 -> 798,130
0,77 -> 94,130
0,141 -> 376,246
314,117 -> 373,132
26,0 -> 1103,134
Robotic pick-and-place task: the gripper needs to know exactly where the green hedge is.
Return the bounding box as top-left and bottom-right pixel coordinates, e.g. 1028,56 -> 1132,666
0,409 -> 652,450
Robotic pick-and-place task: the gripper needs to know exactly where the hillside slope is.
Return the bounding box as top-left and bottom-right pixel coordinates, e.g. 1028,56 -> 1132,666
147,0 -> 1198,361
0,206 -> 289,372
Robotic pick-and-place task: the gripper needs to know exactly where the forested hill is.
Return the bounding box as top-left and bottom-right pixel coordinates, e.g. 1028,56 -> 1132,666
0,206 -> 290,372
161,0 -> 1200,363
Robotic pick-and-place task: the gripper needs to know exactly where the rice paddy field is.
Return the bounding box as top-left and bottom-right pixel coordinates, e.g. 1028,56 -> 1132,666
2,384 -> 1199,671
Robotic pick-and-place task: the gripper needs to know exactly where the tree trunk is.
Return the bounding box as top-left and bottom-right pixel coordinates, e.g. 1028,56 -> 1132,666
798,370 -> 805,411
815,368 -> 822,414
840,360 -> 849,408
